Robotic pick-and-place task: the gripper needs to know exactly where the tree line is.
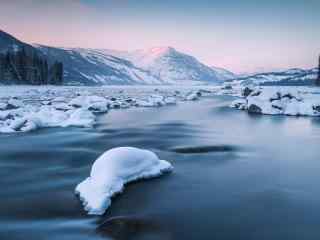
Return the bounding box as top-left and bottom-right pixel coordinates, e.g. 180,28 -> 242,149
0,47 -> 63,85
317,55 -> 320,86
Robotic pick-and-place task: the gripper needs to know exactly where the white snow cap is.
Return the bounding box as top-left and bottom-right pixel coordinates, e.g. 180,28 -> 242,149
75,147 -> 173,215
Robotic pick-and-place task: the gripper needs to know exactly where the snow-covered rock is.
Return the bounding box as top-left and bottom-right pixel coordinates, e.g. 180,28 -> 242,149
54,102 -> 74,111
0,85 -> 216,134
185,91 -> 201,101
0,102 -> 8,110
0,106 -> 96,133
231,87 -> 320,116
7,98 -> 23,109
164,96 -> 177,105
230,98 -> 247,110
62,108 -> 95,127
75,147 -> 173,215
69,95 -> 109,113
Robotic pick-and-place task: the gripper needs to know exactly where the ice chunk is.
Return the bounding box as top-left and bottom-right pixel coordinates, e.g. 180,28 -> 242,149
75,147 -> 172,215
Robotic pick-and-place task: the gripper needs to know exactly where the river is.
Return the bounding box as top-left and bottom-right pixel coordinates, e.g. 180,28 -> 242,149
1,94 -> 320,240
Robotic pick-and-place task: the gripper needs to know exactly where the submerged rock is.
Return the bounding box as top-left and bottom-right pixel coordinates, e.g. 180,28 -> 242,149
97,216 -> 171,240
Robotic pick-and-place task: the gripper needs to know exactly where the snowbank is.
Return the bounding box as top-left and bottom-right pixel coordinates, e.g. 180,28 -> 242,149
75,147 -> 173,215
231,87 -> 320,116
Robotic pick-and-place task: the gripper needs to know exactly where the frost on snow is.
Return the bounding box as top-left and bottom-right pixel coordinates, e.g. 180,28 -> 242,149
75,147 -> 173,215
231,86 -> 320,116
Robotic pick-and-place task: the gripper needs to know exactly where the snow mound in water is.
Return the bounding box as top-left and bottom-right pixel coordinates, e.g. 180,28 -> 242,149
75,147 -> 173,215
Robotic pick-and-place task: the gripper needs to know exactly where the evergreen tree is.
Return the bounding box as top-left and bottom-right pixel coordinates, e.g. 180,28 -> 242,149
43,60 -> 48,84
0,48 -> 62,85
56,62 -> 63,85
317,55 -> 320,86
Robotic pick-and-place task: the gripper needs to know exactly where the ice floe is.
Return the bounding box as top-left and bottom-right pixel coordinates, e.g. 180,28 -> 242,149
75,147 -> 173,215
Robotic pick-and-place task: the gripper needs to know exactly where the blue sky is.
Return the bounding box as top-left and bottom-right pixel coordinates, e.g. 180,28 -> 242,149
0,0 -> 319,73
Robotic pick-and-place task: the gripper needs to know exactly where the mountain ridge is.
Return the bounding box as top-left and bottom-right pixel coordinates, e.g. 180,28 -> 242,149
34,44 -> 235,85
231,68 -> 317,86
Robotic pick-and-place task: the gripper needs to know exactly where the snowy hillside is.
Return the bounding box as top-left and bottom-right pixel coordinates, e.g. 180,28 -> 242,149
233,68 -> 317,86
35,46 -> 162,86
210,66 -> 237,80
118,47 -> 226,85
36,45 -> 228,85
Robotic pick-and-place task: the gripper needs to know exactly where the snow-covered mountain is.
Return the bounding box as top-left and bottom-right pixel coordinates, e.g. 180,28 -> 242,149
232,68 -> 318,86
35,45 -> 229,85
119,47 -> 227,84
210,66 -> 237,80
0,30 -> 234,86
35,46 -> 163,85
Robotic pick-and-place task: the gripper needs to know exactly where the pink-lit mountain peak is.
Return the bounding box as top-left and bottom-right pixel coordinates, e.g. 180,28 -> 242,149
134,46 -> 176,59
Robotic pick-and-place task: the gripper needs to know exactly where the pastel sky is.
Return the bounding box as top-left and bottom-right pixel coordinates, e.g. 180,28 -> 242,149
0,0 -> 319,73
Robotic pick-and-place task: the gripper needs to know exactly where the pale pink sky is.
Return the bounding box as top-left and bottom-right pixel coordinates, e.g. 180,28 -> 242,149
1,0 -> 319,73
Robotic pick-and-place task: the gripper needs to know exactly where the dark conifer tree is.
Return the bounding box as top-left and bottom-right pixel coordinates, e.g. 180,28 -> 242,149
317,55 -> 320,86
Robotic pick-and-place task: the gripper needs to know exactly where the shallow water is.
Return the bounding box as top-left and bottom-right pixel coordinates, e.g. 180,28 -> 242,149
1,95 -> 320,240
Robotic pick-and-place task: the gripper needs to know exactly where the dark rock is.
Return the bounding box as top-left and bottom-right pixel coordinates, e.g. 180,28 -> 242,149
70,104 -> 81,108
282,93 -> 294,100
313,105 -> 320,112
242,87 -> 254,97
6,103 -> 19,110
248,104 -> 262,114
250,90 -> 261,97
222,85 -> 232,90
234,102 -> 247,110
112,104 -> 121,109
270,92 -> 282,101
97,216 -> 170,240
272,104 -> 282,110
